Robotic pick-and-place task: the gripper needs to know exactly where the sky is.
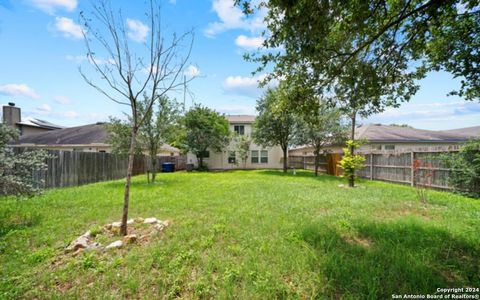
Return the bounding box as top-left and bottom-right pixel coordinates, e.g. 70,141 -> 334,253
0,0 -> 479,131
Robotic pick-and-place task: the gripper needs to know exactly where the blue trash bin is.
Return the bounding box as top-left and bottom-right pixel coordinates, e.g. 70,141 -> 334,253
162,162 -> 175,172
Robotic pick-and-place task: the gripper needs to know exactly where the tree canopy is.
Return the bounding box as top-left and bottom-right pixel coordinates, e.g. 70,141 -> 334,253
182,105 -> 230,170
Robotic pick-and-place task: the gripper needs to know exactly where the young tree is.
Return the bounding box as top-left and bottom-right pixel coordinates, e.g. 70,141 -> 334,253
138,96 -> 181,183
253,86 -> 298,173
80,0 -> 193,235
182,106 -> 230,170
0,124 -> 51,198
296,101 -> 348,176
338,140 -> 366,188
234,134 -> 251,169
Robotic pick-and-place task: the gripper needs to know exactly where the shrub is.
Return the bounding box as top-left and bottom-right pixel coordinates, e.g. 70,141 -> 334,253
443,139 -> 480,198
338,140 -> 365,187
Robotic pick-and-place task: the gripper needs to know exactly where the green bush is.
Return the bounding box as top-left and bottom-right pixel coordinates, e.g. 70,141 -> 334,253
338,140 -> 365,187
443,139 -> 480,198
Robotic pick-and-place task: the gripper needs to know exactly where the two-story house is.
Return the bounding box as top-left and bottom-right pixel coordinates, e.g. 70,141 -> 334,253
187,115 -> 284,170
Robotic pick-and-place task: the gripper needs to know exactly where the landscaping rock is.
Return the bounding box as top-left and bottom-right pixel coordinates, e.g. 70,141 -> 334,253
111,222 -> 122,228
123,234 -> 138,244
85,242 -> 102,252
65,235 -> 89,253
135,217 -> 144,223
162,220 -> 172,227
106,240 -> 123,250
144,217 -> 158,224
154,223 -> 165,231
81,231 -> 91,238
338,184 -> 345,188
127,219 -> 134,225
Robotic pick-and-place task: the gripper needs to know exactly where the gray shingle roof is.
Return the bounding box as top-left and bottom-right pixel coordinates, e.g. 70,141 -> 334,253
11,123 -> 180,152
356,124 -> 480,142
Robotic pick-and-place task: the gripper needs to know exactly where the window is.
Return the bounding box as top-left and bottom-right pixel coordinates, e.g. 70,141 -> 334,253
384,145 -> 395,151
199,150 -> 210,158
372,144 -> 382,151
228,151 -> 236,164
251,150 -> 259,163
260,150 -> 268,163
234,125 -> 245,135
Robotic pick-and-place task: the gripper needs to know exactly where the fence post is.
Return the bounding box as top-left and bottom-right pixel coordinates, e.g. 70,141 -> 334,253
370,153 -> 374,180
410,151 -> 415,187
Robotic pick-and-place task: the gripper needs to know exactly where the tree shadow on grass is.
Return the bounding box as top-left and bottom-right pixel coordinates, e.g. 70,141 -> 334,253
301,219 -> 480,299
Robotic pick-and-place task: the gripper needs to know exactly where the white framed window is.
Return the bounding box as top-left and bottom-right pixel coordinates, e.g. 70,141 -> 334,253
260,150 -> 268,163
234,125 -> 245,135
384,145 -> 395,151
251,150 -> 259,163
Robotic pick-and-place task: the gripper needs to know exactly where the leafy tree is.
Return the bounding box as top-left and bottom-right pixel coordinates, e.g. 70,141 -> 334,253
0,124 -> 51,198
443,139 -> 480,198
235,0 -> 480,101
138,96 -> 181,183
253,86 -> 298,173
296,101 -> 348,176
338,140 -> 366,187
106,117 -> 143,156
182,106 -> 230,170
234,134 -> 252,169
80,0 -> 193,235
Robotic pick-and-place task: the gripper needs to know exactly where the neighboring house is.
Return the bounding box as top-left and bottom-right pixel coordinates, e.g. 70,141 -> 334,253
187,115 -> 284,169
10,122 -> 181,156
290,123 -> 480,156
2,103 -> 63,135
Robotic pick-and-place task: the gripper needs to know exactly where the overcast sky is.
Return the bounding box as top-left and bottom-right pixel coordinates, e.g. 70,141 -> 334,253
1,0 -> 479,130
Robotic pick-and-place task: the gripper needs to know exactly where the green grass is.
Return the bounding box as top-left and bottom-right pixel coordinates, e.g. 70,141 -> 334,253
1,170 -> 479,299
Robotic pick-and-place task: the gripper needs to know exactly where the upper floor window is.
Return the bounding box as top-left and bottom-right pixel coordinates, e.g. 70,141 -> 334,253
234,125 -> 245,135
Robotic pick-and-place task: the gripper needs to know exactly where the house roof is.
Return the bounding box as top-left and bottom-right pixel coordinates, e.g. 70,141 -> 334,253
17,117 -> 64,130
225,115 -> 256,123
11,123 -> 180,152
356,124 -> 480,143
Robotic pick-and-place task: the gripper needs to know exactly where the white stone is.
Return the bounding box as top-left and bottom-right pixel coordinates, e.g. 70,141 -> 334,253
85,242 -> 102,251
106,240 -> 123,250
144,217 -> 158,224
127,219 -> 134,225
111,222 -> 122,228
82,230 -> 91,238
65,235 -> 89,253
154,223 -> 165,231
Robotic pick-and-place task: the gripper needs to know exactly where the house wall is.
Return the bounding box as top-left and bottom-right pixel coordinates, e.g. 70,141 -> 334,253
187,122 -> 284,169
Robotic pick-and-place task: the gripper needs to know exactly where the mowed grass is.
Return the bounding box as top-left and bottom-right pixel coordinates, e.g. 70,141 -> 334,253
1,170 -> 479,299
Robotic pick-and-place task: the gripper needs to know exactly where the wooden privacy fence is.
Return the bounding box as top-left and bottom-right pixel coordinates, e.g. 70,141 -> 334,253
289,154 -> 342,176
290,150 -> 453,189
356,150 -> 454,189
145,155 -> 187,171
14,148 -> 187,189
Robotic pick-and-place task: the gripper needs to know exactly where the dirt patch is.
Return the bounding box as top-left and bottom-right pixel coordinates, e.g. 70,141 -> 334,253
343,235 -> 373,249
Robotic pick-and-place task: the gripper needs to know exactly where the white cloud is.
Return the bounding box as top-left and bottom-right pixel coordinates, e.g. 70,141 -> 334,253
184,65 -> 200,77
169,0 -> 177,4
204,0 -> 266,37
126,18 -> 149,42
30,0 -> 77,14
54,17 -> 84,40
0,83 -> 40,99
54,96 -> 73,105
235,35 -> 264,49
37,103 -> 52,112
223,74 -> 275,97
62,111 -> 78,119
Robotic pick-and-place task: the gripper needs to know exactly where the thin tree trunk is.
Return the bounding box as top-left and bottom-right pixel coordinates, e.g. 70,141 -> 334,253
120,127 -> 138,236
199,155 -> 203,170
348,112 -> 357,187
151,156 -> 157,183
314,148 -> 320,177
282,146 -> 288,173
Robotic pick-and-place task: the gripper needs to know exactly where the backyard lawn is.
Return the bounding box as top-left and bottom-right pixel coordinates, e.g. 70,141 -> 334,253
1,170 -> 479,299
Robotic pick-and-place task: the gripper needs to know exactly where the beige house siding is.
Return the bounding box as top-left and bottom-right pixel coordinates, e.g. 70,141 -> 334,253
187,119 -> 284,169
